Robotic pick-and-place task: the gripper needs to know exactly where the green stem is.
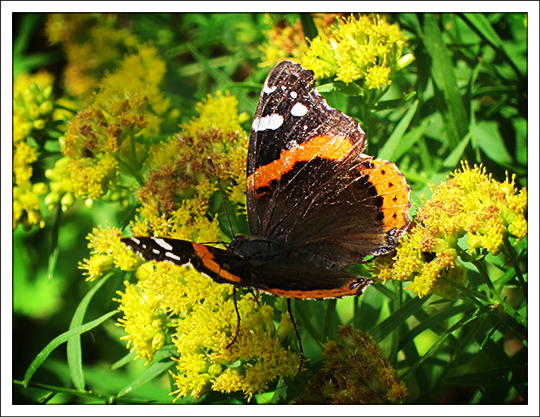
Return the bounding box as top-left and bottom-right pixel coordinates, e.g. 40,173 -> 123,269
471,258 -> 528,329
472,258 -> 503,304
502,236 -> 527,301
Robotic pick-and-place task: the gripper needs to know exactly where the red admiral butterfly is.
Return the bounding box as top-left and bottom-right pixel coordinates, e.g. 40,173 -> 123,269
122,61 -> 411,366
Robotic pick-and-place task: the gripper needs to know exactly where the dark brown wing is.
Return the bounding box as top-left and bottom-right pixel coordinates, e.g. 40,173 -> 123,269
247,61 -> 410,265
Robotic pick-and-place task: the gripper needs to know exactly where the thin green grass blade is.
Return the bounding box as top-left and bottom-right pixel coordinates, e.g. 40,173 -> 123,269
370,296 -> 429,343
445,365 -> 527,386
14,379 -> 151,404
117,360 -> 175,397
68,273 -> 113,391
299,13 -> 318,41
423,14 -> 469,148
23,310 -> 118,387
390,116 -> 433,162
399,305 -> 490,379
378,100 -> 419,161
442,131 -> 472,168
398,304 -> 472,350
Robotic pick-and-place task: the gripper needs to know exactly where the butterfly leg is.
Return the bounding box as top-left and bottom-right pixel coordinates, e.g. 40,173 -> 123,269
246,288 -> 260,305
287,298 -> 304,373
226,287 -> 241,349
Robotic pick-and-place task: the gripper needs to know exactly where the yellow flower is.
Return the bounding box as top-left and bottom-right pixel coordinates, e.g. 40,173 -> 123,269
44,13 -> 138,99
295,325 -> 407,404
258,14 -> 306,68
13,72 -> 56,230
302,14 -> 413,89
112,257 -> 300,400
79,224 -> 141,280
60,45 -> 169,203
372,161 -> 527,298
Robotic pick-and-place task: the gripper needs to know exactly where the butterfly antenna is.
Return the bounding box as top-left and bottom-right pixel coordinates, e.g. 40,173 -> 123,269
207,157 -> 235,239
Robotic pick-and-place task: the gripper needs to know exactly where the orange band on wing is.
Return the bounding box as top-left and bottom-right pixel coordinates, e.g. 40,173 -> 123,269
261,278 -> 371,300
192,243 -> 242,283
249,134 -> 354,190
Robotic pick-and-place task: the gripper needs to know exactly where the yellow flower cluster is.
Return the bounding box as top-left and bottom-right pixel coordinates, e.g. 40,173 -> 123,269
296,325 -> 407,404
258,14 -> 305,68
113,260 -> 300,401
60,45 -> 168,203
44,13 -> 138,99
79,224 -> 141,280
13,72 -> 55,230
302,14 -> 413,88
127,90 -> 248,245
372,162 -> 528,298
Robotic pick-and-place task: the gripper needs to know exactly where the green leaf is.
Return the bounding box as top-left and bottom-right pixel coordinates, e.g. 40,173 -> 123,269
117,360 -> 175,397
14,380 -> 152,404
316,81 -> 362,97
473,121 -> 513,166
399,305 -> 489,379
370,296 -> 429,342
23,310 -> 118,387
398,304 -> 473,351
442,130 -> 472,168
460,14 -> 525,81
423,14 -> 469,148
378,100 -> 419,161
68,274 -> 114,391
445,365 -> 528,386
299,13 -> 318,42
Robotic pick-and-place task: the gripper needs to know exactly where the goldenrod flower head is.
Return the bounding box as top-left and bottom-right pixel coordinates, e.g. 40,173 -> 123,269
183,90 -> 244,137
113,258 -> 300,400
61,45 -> 168,202
259,14 -> 306,68
302,14 -> 413,88
13,72 -> 56,230
296,325 -> 407,404
134,90 -> 247,237
44,13 -> 138,98
79,224 -> 141,280
372,161 -> 527,298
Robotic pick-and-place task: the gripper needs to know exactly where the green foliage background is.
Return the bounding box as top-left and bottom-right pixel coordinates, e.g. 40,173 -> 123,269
12,13 -> 527,405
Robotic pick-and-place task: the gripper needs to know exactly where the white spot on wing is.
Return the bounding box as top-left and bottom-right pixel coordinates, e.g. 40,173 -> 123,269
290,91 -> 298,99
263,83 -> 277,94
154,238 -> 173,251
253,113 -> 284,131
165,252 -> 181,261
131,237 -> 140,245
291,102 -> 308,117
281,85 -> 286,91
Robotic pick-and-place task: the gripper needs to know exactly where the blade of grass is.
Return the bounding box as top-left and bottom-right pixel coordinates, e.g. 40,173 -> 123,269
398,304 -> 472,351
444,365 -> 528,386
370,296 -> 429,343
23,310 -> 118,387
299,13 -> 318,42
378,100 -> 419,161
460,14 -> 525,83
14,380 -> 152,404
399,305 -> 488,379
423,14 -> 469,149
117,360 -> 175,397
67,273 -> 114,391
390,116 -> 433,162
